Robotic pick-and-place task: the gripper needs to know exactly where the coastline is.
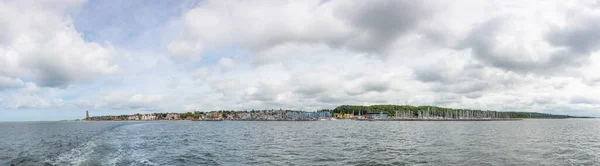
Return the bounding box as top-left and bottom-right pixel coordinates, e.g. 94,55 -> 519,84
59,118 -> 599,122
355,118 -> 522,121
79,119 -> 524,122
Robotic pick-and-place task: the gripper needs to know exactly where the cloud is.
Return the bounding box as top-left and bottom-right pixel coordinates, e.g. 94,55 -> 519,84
4,94 -> 53,109
168,40 -> 204,59
0,0 -> 118,88
344,79 -> 391,96
546,11 -> 600,54
218,57 -> 235,69
0,76 -> 24,90
78,93 -> 167,111
459,17 -> 565,74
244,82 -> 285,102
169,0 -> 435,62
289,71 -> 340,97
570,96 -> 600,105
1,83 -> 58,109
333,0 -> 433,52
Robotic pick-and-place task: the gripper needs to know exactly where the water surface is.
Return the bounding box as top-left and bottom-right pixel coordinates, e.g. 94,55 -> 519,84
1,119 -> 599,165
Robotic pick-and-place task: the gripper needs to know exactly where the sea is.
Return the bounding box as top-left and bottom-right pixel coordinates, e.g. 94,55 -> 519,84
0,119 -> 599,166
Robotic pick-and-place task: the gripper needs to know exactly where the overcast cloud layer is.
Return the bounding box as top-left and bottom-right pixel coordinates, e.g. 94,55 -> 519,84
2,0 -> 600,121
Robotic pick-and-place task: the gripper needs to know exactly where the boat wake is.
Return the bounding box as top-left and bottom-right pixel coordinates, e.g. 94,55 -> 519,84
41,123 -> 155,166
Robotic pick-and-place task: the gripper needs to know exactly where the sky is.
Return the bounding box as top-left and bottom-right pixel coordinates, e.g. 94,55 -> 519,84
1,0 -> 600,121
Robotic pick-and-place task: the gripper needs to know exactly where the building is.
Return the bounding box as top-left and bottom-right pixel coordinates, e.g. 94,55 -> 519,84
366,112 -> 388,119
165,113 -> 180,120
128,115 -> 140,120
141,114 -> 157,120
241,112 -> 251,120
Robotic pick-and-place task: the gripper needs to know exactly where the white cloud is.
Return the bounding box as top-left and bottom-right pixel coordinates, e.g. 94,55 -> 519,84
169,0 -> 435,62
218,57 -> 235,69
0,0 -> 118,87
167,40 -> 203,59
73,93 -> 168,111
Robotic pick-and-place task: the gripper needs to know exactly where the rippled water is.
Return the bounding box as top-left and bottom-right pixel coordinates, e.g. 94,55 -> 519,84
1,119 -> 599,165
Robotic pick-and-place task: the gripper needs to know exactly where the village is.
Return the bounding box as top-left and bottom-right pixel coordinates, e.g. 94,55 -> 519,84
84,109 -> 345,121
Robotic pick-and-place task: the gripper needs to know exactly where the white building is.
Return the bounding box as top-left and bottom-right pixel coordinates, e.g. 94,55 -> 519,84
128,115 -> 139,120
141,114 -> 157,120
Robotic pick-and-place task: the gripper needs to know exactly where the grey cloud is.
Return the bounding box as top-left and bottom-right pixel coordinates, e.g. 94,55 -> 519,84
345,80 -> 390,96
534,96 -> 557,105
29,57 -> 110,88
413,67 -> 449,83
547,16 -> 600,54
288,72 -> 334,97
335,0 -> 432,52
460,17 -> 588,74
244,83 -> 282,102
570,96 -> 600,105
431,93 -> 463,106
462,19 -> 535,72
362,81 -> 390,93
432,81 -> 489,94
463,92 -> 482,99
413,61 -> 526,99
0,76 -> 24,90
173,0 -> 435,63
294,86 -> 327,97
413,63 -> 485,84
316,95 -> 345,103
33,63 -> 73,87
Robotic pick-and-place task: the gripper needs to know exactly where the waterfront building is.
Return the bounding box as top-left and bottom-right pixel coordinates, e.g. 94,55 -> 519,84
128,115 -> 139,120
141,114 -> 157,120
241,113 -> 251,120
286,112 -> 333,120
366,112 -> 388,119
165,113 -> 180,120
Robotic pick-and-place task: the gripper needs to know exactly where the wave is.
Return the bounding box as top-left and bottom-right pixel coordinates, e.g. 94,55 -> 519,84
19,122 -> 148,166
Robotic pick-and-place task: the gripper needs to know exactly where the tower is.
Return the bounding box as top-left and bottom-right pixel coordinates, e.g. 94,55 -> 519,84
86,110 -> 89,120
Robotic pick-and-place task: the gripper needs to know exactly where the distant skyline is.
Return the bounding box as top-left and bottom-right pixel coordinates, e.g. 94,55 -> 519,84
2,0 -> 600,121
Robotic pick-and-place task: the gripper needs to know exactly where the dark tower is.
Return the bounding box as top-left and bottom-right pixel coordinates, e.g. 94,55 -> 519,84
86,110 -> 89,120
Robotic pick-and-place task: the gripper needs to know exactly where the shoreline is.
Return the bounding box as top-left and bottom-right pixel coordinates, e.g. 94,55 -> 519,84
355,118 -> 522,121
78,119 -> 524,122
67,118 -> 600,122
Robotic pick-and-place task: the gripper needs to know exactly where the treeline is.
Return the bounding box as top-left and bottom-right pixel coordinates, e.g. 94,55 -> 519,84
326,105 -> 586,119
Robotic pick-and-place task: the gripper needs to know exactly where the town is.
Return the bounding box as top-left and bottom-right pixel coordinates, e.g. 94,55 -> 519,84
85,109 -> 336,121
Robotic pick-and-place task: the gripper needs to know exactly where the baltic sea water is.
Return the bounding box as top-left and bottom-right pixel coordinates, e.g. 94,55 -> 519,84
1,119 -> 599,165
